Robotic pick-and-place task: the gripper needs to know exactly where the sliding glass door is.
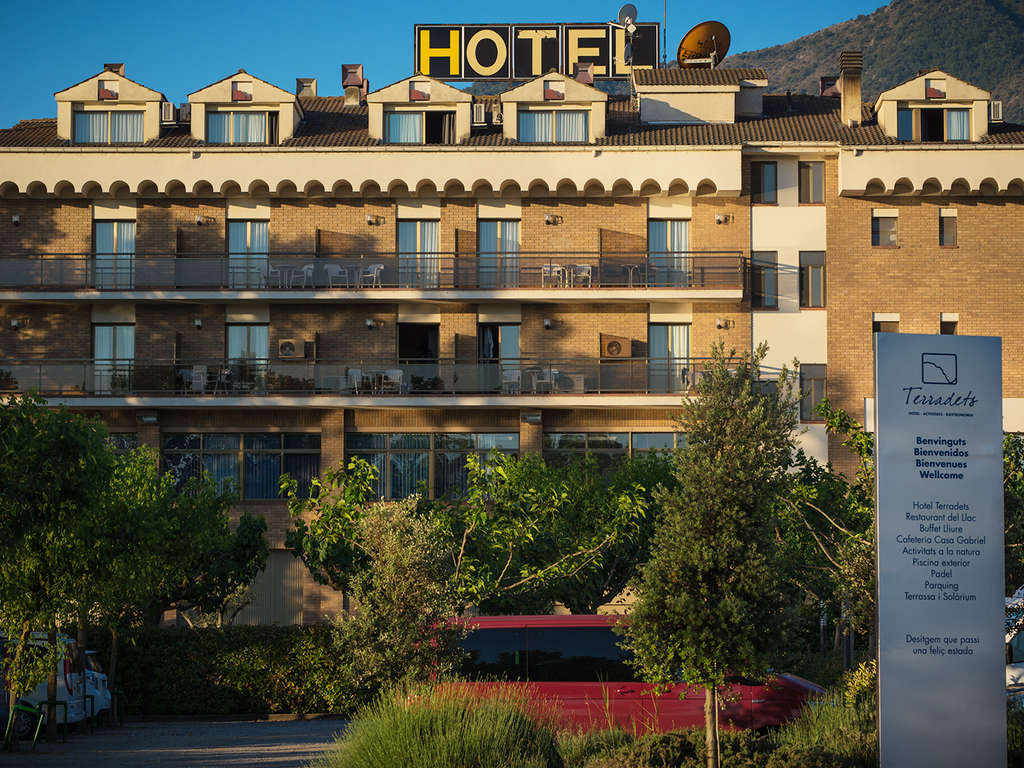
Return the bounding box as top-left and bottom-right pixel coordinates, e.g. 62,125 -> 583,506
398,220 -> 440,288
94,221 -> 135,289
478,220 -> 520,288
228,220 -> 269,288
648,220 -> 690,287
93,323 -> 134,393
648,323 -> 690,393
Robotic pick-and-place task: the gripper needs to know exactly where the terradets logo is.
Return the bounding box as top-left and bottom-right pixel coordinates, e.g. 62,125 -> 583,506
902,353 -> 978,408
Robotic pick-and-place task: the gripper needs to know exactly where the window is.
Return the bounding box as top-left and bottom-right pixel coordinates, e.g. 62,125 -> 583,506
345,433 -> 430,500
526,627 -> 636,683
940,320 -> 958,335
871,210 -> 898,247
798,162 -> 824,204
518,110 -> 588,143
460,628 -> 526,681
478,324 -> 519,361
162,433 -> 320,498
93,220 -> 135,289
478,220 -> 520,287
631,432 -> 685,453
227,220 -> 269,288
800,364 -> 826,421
799,251 -> 826,308
73,111 -> 143,144
647,220 -> 690,287
227,324 -> 269,361
897,107 -> 913,141
543,433 -> 627,471
873,320 -> 899,333
946,109 -> 969,141
107,433 -> 139,453
921,109 -> 943,142
385,111 -> 457,145
939,209 -> 957,246
435,433 -> 519,497
750,161 -> 777,204
206,111 -> 277,144
398,220 -> 440,288
93,323 -> 134,394
751,252 -> 778,308
648,324 -> 690,392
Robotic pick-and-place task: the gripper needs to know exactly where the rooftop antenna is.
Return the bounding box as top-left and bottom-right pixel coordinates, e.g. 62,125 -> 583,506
676,20 -> 731,69
615,4 -> 638,64
662,0 -> 667,66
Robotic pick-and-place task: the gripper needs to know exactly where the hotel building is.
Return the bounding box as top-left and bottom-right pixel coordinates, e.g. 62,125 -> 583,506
1,51 -> 1021,622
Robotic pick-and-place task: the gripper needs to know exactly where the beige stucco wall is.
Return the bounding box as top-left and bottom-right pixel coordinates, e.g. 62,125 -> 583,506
638,89 -> 736,124
839,147 -> 1024,193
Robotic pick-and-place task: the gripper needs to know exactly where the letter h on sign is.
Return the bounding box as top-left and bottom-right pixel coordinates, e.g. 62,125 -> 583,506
419,28 -> 460,78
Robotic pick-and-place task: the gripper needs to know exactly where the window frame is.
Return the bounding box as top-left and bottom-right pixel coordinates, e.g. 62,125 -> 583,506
799,364 -> 827,422
751,251 -> 778,309
799,251 -> 826,309
516,109 -> 590,144
871,212 -> 899,247
72,109 -> 145,145
750,161 -> 778,205
205,110 -> 277,145
797,161 -> 825,205
226,322 -> 269,361
939,210 -> 958,247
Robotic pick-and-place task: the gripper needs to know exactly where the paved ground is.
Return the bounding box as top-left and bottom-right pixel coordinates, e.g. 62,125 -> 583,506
0,719 -> 347,767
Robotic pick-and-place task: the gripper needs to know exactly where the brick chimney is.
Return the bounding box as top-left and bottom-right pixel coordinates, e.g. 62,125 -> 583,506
342,64 -> 367,106
838,51 -> 863,127
575,63 -> 595,86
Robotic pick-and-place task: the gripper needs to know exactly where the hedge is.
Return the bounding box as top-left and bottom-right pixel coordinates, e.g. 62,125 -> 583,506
90,625 -> 358,717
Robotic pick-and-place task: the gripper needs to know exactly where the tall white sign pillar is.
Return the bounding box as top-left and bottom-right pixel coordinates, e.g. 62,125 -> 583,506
876,333 -> 1005,767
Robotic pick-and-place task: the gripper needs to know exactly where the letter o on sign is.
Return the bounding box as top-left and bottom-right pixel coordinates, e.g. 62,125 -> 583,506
466,29 -> 508,77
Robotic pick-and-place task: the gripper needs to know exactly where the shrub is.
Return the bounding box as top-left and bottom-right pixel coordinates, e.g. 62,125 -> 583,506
771,690 -> 876,766
556,728 -> 633,768
764,744 -> 860,768
316,684 -> 564,768
90,624 -> 358,716
839,659 -> 877,708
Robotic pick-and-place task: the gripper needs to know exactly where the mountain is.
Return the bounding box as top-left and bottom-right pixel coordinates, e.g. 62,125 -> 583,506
725,0 -> 1024,122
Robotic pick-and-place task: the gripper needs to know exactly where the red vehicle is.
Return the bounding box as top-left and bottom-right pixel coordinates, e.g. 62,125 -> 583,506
458,614 -> 822,733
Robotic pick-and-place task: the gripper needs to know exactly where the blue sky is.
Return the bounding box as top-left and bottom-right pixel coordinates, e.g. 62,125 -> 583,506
0,0 -> 885,128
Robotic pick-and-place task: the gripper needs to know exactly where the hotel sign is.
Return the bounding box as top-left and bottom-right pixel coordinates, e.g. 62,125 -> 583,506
875,333 -> 1006,768
414,23 -> 660,80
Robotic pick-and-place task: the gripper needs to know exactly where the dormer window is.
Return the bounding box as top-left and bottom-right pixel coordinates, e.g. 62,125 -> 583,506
385,110 -> 455,145
207,110 -> 278,144
98,80 -> 118,100
73,110 -> 143,144
517,109 -> 588,143
232,81 -> 253,101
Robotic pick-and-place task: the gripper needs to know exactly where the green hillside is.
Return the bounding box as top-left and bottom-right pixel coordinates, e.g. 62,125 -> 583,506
725,0 -> 1024,121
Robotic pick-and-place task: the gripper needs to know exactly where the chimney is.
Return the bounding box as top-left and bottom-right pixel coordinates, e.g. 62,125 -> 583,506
838,50 -> 863,127
103,63 -> 125,76
342,64 -> 366,106
296,78 -> 317,98
574,63 -> 595,86
819,76 -> 839,97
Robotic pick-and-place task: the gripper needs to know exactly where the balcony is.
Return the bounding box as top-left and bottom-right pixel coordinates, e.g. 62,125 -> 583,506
0,252 -> 746,301
0,357 -> 724,403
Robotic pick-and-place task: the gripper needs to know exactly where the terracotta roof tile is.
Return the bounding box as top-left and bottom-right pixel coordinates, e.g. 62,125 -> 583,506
633,67 -> 767,86
0,118 -> 63,147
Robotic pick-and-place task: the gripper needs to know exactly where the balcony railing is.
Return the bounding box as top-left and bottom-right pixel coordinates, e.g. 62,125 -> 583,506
0,252 -> 745,292
0,358 -> 729,397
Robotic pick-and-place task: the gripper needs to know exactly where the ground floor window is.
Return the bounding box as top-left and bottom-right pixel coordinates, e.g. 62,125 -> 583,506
544,432 -> 684,469
162,433 -> 320,498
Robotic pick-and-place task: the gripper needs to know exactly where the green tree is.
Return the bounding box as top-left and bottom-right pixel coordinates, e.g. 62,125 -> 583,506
623,345 -> 799,768
0,396 -> 114,746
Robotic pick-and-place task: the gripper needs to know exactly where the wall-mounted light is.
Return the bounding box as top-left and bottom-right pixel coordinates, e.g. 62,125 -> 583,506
11,215 -> 20,226
544,214 -> 563,225
714,213 -> 733,225
542,318 -> 553,330
366,318 -> 384,329
715,318 -> 734,330
136,411 -> 159,425
194,318 -> 203,329
366,214 -> 384,226
9,318 -> 28,330
195,215 -> 216,226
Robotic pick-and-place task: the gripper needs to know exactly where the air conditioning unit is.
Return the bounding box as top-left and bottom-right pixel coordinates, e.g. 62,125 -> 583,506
160,101 -> 176,123
600,333 -> 631,358
492,104 -> 503,124
278,339 -> 305,359
178,103 -> 192,123
472,102 -> 486,125
990,100 -> 1003,122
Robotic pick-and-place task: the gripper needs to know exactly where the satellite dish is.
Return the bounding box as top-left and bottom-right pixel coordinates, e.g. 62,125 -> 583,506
676,20 -> 731,68
618,3 -> 638,24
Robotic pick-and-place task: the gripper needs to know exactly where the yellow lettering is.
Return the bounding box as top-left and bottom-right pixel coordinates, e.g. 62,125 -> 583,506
568,28 -> 607,76
419,29 -> 460,77
466,29 -> 508,77
517,29 -> 557,76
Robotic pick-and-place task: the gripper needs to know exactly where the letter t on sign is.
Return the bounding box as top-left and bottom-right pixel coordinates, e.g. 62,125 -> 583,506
419,29 -> 461,78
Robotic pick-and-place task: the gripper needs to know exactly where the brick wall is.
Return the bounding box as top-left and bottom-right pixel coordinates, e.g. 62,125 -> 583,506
0,199 -> 91,253
0,302 -> 91,357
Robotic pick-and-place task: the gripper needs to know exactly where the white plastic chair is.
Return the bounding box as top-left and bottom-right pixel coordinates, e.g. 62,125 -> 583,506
532,368 -> 553,393
573,265 -> 593,287
541,264 -> 563,287
291,263 -> 315,288
360,263 -> 384,288
501,368 -> 522,394
323,264 -> 349,288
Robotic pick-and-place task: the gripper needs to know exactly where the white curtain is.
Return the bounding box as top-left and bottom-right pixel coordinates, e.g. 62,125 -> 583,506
555,110 -> 588,142
207,113 -> 230,144
420,220 -> 439,288
478,220 -> 520,287
387,112 -> 422,144
947,109 -> 969,141
249,221 -> 269,253
110,111 -> 143,143
95,222 -> 115,254
648,220 -> 690,286
228,325 -> 268,360
518,112 -> 552,143
648,324 -> 690,392
233,112 -> 267,144
74,112 -> 108,143
93,325 -> 134,392
398,220 -> 438,287
500,220 -> 519,287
